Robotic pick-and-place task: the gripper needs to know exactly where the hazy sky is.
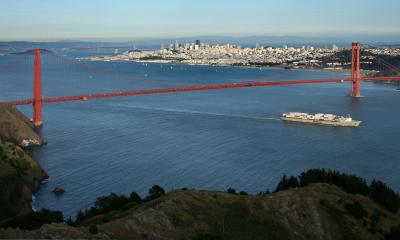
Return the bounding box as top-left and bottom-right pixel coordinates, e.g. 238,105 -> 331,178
1,0 -> 399,40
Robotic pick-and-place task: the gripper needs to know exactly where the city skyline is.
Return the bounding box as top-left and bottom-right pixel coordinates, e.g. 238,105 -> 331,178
1,0 -> 400,41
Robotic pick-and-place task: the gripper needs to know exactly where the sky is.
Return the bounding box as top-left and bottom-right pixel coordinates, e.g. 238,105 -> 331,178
0,0 -> 399,41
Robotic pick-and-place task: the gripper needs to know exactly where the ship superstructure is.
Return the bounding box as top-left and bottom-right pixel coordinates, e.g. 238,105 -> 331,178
282,112 -> 361,127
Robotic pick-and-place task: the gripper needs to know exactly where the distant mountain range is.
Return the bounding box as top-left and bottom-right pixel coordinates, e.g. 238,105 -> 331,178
0,34 -> 399,50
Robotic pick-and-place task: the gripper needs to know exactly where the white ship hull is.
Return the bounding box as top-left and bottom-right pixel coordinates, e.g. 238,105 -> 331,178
282,117 -> 361,127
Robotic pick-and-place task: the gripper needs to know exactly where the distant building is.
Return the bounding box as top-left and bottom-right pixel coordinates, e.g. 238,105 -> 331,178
195,40 -> 201,46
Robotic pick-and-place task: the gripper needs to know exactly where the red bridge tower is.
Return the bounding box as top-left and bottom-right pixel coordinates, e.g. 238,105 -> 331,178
350,42 -> 361,97
33,48 -> 42,126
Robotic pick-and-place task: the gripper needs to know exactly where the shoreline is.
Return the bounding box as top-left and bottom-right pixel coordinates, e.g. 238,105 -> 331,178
86,57 -> 351,75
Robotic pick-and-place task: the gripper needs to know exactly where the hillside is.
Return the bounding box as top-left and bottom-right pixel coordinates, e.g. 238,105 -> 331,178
0,105 -> 43,147
1,183 -> 399,240
0,105 -> 47,221
0,141 -> 48,220
95,184 -> 400,240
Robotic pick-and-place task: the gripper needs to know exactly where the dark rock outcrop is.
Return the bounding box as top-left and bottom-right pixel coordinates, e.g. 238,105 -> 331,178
53,187 -> 65,195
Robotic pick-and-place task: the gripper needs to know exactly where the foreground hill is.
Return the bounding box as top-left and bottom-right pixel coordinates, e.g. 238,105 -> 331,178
1,183 -> 399,240
94,184 -> 400,240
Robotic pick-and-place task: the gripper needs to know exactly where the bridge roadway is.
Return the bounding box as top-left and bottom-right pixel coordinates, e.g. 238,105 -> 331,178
1,76 -> 400,106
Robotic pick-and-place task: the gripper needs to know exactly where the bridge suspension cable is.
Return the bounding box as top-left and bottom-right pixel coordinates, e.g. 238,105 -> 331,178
1,44 -> 400,126
48,53 -> 194,87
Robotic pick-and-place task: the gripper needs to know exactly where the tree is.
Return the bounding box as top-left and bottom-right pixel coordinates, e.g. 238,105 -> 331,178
147,185 -> 165,201
370,180 -> 400,213
76,210 -> 85,224
385,225 -> 400,240
239,191 -> 248,196
0,209 -> 63,230
275,175 -> 299,192
344,201 -> 368,219
298,169 -> 370,195
0,145 -> 4,159
94,193 -> 130,212
227,188 -> 237,194
129,192 -> 142,204
89,225 -> 98,234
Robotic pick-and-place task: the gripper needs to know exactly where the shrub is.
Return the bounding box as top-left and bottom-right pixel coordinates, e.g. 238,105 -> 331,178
227,188 -> 236,194
0,145 -> 4,159
193,234 -> 223,240
344,201 -> 368,219
75,193 -> 131,224
370,180 -> 400,213
275,175 -> 299,192
274,169 -> 400,213
129,192 -> 142,204
0,164 -> 24,221
75,210 -> 85,223
89,225 -> 98,234
0,209 -> 63,230
65,217 -> 76,226
94,193 -> 131,212
299,169 -> 370,195
146,185 -> 165,201
385,225 -> 400,240
239,191 -> 249,196
74,186 -> 165,224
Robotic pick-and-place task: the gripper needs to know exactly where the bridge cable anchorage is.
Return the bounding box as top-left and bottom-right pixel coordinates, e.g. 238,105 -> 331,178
48,53 -> 194,87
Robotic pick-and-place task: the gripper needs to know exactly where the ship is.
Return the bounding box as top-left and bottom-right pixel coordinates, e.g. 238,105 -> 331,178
281,112 -> 361,127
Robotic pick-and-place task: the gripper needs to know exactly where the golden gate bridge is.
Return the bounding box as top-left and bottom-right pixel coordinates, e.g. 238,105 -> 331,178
1,42 -> 400,127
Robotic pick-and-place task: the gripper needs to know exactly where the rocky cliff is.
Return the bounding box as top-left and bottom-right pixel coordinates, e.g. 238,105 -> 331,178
0,106 -> 47,221
0,105 -> 43,147
0,140 -> 48,220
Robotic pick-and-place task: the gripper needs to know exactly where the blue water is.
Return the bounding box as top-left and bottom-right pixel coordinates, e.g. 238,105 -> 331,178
0,49 -> 399,217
